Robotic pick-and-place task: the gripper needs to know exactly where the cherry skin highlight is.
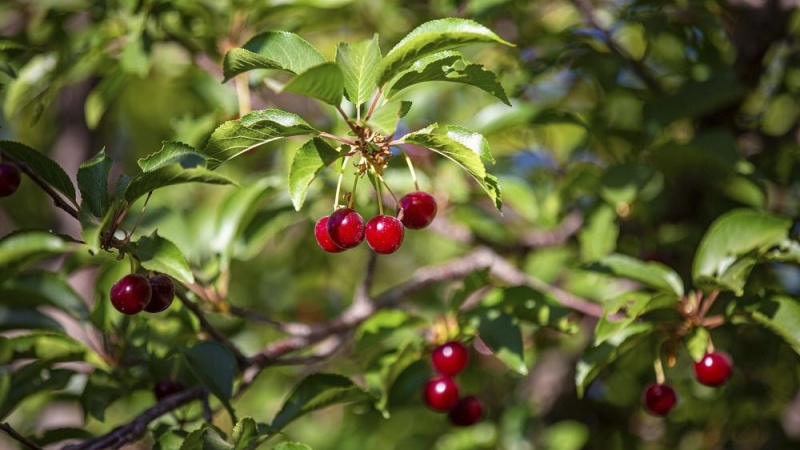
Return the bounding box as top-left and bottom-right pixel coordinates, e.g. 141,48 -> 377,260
365,215 -> 404,254
694,352 -> 733,387
0,162 -> 22,197
110,274 -> 152,315
643,383 -> 677,416
326,208 -> 365,249
431,341 -> 469,376
399,191 -> 437,230
423,376 -> 460,412
145,274 -> 175,313
449,396 -> 483,426
314,216 -> 346,253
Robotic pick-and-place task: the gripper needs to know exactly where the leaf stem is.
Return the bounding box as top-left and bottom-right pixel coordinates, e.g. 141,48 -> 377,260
336,105 -> 360,136
364,88 -> 384,122
348,173 -> 360,209
654,355 -> 666,385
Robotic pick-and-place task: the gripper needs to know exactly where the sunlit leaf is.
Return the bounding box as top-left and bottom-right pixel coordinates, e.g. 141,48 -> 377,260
138,141 -> 206,172
223,31 -> 327,81
124,164 -> 235,204
587,253 -> 684,297
135,231 -> 194,284
288,138 -> 341,211
77,149 -> 112,218
336,35 -> 382,106
271,373 -> 372,431
284,63 -> 345,106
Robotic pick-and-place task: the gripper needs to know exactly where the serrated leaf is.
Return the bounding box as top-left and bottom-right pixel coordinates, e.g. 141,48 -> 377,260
685,327 -> 710,362
575,322 -> 653,397
0,231 -> 72,282
223,31 -> 327,81
288,138 -> 341,210
477,310 -> 527,375
0,140 -> 77,205
274,443 -> 312,450
737,295 -> 800,356
3,53 -> 57,121
124,164 -> 235,204
284,63 -> 344,106
233,417 -> 260,450
386,50 -> 509,105
692,209 -> 791,295
135,231 -> 194,284
588,253 -> 684,297
401,124 -> 501,210
203,109 -> 319,170
138,141 -> 206,172
180,426 -> 234,450
183,341 -> 237,420
335,35 -> 382,106
271,373 -> 371,431
378,18 -> 513,85
77,149 -> 112,217
0,271 -> 89,320
365,100 -> 411,135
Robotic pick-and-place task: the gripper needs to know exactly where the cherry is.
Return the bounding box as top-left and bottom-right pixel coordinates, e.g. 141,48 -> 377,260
0,162 -> 22,197
365,215 -> 404,254
694,351 -> 733,387
314,216 -> 346,253
153,380 -> 184,401
326,207 -> 365,249
643,383 -> 677,416
448,396 -> 483,426
423,376 -> 460,412
399,191 -> 437,230
110,274 -> 152,315
144,274 -> 175,313
431,341 -> 469,376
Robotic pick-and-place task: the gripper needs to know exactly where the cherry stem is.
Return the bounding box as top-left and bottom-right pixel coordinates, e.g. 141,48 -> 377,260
401,148 -> 420,191
376,173 -> 400,212
364,87 -> 384,123
654,355 -> 666,385
698,290 -> 720,320
348,173 -> 360,209
333,156 -> 350,211
702,315 -> 726,329
128,191 -> 152,238
372,172 -> 384,216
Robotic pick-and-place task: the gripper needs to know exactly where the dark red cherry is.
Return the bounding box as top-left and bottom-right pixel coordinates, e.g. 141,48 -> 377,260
326,207 -> 365,249
694,352 -> 733,387
365,215 -> 404,254
0,162 -> 22,197
110,274 -> 152,315
449,396 -> 483,426
423,376 -> 460,412
144,274 -> 175,313
643,383 -> 677,416
399,191 -> 437,229
431,341 -> 469,376
154,380 -> 184,401
314,216 -> 345,253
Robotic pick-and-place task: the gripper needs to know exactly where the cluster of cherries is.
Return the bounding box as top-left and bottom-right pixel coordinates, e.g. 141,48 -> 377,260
424,341 -> 484,426
0,161 -> 22,197
109,273 -> 175,315
314,191 -> 437,255
643,350 -> 733,416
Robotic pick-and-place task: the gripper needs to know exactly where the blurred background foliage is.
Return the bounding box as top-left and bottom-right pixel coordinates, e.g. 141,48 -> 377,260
1,0 -> 800,449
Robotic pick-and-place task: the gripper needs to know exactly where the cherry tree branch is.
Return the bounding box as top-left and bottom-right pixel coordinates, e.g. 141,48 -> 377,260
0,423 -> 43,450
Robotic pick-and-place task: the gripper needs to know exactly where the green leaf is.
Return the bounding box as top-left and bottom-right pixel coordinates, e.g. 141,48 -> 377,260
401,124 -> 501,210
124,164 -> 235,204
335,35 -> 382,106
274,443 -> 312,450
0,307 -> 63,332
385,50 -> 509,105
77,149 -> 113,218
288,138 -> 341,210
692,209 -> 791,295
644,71 -> 745,124
685,327 -> 710,362
575,322 -> 653,397
233,417 -> 260,450
3,53 -> 57,121
203,109 -> 319,170
735,295 -> 800,356
138,141 -> 206,172
365,100 -> 411,135
378,18 -> 513,85
4,332 -> 106,369
212,177 -> 278,263
135,231 -> 194,284
0,231 -> 72,282
271,373 -> 371,431
587,253 -> 684,297
183,341 -> 237,420
223,31 -> 327,81
0,140 -> 77,205
578,204 -> 619,263
284,63 -> 345,106
85,72 -> 126,129
0,271 -> 89,319
480,286 -> 578,334
477,310 -> 527,375
0,362 -> 73,420
180,426 -> 234,450
595,291 -> 678,345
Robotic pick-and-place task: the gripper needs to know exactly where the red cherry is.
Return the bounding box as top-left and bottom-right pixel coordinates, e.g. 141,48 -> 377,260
399,191 -> 437,230
314,216 -> 346,253
431,341 -> 469,376
154,380 -> 184,401
365,215 -> 404,254
0,162 -> 22,197
643,383 -> 677,416
326,207 -> 365,249
449,396 -> 483,426
144,274 -> 175,313
693,352 -> 733,387
423,376 -> 460,411
110,274 -> 152,315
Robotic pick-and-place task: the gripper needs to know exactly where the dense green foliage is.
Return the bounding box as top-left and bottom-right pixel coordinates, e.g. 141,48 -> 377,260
1,0 -> 800,449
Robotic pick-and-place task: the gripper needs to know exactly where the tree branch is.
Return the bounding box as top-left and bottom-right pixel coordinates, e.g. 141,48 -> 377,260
0,423 -> 43,450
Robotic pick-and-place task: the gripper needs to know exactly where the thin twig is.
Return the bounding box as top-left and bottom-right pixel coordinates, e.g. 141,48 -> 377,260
1,155 -> 80,220
228,306 -> 313,336
319,131 -> 358,146
364,88 -> 384,122
0,423 -> 43,450
176,291 -> 250,369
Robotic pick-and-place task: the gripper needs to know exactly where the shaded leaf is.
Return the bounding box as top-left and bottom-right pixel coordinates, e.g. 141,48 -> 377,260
575,322 -> 653,397
0,140 -> 76,205
135,231 -> 194,284
578,205 -> 618,263
336,35 -> 382,106
587,253 -> 684,297
85,72 -> 126,129
0,307 -> 63,332
274,443 -> 312,450
0,231 -> 72,282
0,271 -> 89,319
183,341 -> 237,418
288,138 -> 341,210
0,362 -> 73,420
138,141 -> 206,172
481,286 -> 578,334
3,53 -> 56,121
685,327 -> 710,362
284,63 -> 344,106
124,164 -> 235,204
477,310 -> 527,375
366,100 -> 411,135
733,295 -> 800,356
272,373 -> 372,431
232,417 -> 260,450
77,149 -> 112,218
